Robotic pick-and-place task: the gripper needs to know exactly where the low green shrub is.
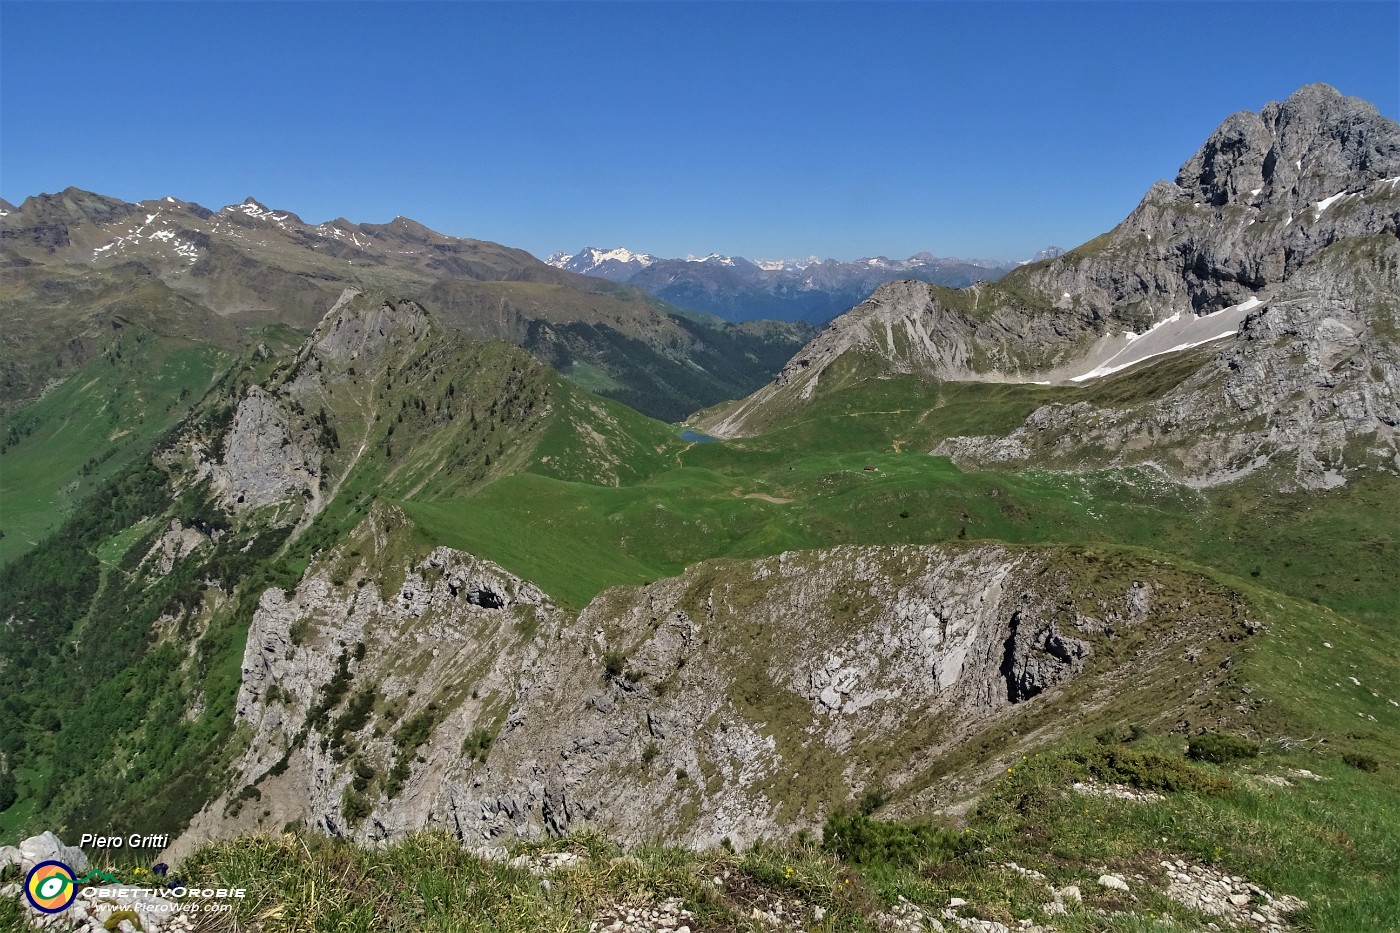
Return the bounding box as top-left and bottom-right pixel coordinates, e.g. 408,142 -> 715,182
0,770 -> 16,812
1074,746 -> 1229,793
351,759 -> 377,792
462,726 -> 494,762
342,786 -> 371,825
821,812 -> 968,868
1187,732 -> 1260,765
1342,752 -> 1380,773
384,758 -> 412,799
857,785 -> 887,816
1096,724 -> 1148,745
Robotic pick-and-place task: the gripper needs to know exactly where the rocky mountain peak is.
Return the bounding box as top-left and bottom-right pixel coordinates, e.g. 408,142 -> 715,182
306,288 -> 435,365
13,187 -> 139,228
361,215 -> 439,242
1175,83 -> 1400,209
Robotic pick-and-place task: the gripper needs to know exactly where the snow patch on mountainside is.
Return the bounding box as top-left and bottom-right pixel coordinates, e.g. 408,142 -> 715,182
88,209 -> 200,265
686,252 -> 735,265
1064,298 -> 1262,383
1314,191 -> 1349,213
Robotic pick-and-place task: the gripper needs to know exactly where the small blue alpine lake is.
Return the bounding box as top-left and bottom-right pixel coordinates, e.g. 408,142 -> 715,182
678,428 -> 721,443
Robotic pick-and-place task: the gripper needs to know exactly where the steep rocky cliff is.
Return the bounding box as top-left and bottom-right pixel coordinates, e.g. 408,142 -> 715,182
170,505 -> 566,859
174,522 -> 1255,856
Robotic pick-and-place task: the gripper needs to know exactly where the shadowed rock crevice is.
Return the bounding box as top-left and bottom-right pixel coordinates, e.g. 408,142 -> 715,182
1002,611 -> 1092,703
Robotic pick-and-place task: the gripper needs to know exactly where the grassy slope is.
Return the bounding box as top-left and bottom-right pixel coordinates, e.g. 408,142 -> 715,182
401,347 -> 1207,608
403,451 -> 1151,610
402,427 -> 1396,633
0,329 -> 237,564
0,336 -> 307,844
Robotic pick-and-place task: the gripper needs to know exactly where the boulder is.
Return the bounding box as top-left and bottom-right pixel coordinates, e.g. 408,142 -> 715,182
0,845 -> 20,872
18,831 -> 90,873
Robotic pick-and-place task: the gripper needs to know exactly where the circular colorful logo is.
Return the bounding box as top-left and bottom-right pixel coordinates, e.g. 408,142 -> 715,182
24,860 -> 77,914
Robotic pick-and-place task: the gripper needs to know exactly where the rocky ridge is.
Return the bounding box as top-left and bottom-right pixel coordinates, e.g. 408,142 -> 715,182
171,288 -> 593,532
937,234 -> 1400,488
171,525 -> 1255,859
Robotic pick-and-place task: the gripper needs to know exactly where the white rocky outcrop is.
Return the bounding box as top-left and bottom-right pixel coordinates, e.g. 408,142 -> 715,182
17,831 -> 90,874
140,519 -> 209,574
1161,859 -> 1305,932
203,386 -> 320,512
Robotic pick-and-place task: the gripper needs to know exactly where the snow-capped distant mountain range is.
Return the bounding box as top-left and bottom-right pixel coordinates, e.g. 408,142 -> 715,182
546,246 -> 1031,323
545,247 -> 659,282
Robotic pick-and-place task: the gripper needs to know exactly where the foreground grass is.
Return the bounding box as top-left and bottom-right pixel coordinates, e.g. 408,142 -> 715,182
7,738 -> 1386,932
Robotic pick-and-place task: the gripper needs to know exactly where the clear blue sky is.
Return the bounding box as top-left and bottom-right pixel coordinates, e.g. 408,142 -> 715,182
2,2 -> 1396,261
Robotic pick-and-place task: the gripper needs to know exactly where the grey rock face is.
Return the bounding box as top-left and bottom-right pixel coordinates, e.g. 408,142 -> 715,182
1177,83 -> 1400,210
170,505 -> 565,860
699,279 -> 1079,438
206,386 -> 320,512
937,235 -> 1400,488
183,289 -> 445,524
301,287 -> 433,366
140,519 -> 210,574
446,545 -> 1242,849
1030,82 -> 1400,323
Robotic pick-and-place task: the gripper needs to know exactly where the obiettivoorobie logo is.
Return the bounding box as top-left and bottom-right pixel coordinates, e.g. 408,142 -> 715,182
23,860 -> 77,914
19,859 -> 245,917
